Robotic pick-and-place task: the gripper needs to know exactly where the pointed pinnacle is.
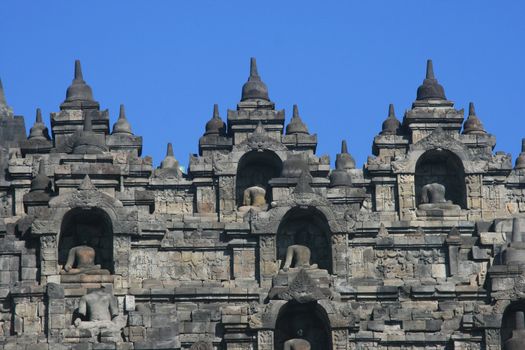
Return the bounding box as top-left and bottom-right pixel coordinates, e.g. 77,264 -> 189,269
512,217 -> 523,243
426,59 -> 435,80
448,226 -> 461,238
249,57 -> 259,78
341,140 -> 348,154
522,139 -> 525,153
293,170 -> 314,194
166,143 -> 174,157
293,104 -> 300,119
388,104 -> 395,118
254,121 -> 265,133
378,223 -> 389,237
79,174 -> 96,190
36,108 -> 43,123
38,158 -> 46,175
0,78 -> 6,105
213,104 -> 220,118
74,60 -> 84,81
468,102 -> 476,116
119,104 -> 126,120
83,114 -> 93,131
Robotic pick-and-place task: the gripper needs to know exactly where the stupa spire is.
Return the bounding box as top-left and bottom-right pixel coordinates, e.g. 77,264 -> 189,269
36,108 -> 43,123
0,78 -> 6,106
30,158 -> 52,193
286,104 -> 309,135
336,140 -> 356,170
166,142 -> 174,157
516,139 -> 525,169
462,102 -> 486,134
62,59 -> 98,109
213,103 -> 220,118
28,108 -> 50,141
381,103 -> 401,135
204,104 -> 225,136
249,57 -> 260,80
160,142 -> 179,169
112,104 -> 133,135
74,59 -> 84,81
0,78 -> 14,117
416,59 -> 447,101
341,140 -> 348,154
241,57 -> 270,101
425,59 -> 435,79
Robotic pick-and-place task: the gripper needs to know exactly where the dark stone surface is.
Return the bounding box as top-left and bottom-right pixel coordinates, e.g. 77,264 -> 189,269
416,59 -> 447,101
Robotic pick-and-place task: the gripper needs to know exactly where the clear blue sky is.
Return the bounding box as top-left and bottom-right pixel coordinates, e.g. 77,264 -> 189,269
1,1 -> 524,168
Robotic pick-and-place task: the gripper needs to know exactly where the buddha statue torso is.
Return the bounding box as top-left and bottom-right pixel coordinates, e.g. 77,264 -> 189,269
418,182 -> 460,211
239,185 -> 267,212
284,338 -> 311,350
62,244 -> 109,275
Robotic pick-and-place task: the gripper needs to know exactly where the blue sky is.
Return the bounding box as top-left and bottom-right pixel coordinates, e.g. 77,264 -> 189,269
1,1 -> 524,168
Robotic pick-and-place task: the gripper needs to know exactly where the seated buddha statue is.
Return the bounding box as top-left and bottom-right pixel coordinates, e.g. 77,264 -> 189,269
282,231 -> 318,271
238,185 -> 267,212
284,329 -> 311,350
61,228 -> 110,275
73,285 -> 127,340
418,182 -> 460,211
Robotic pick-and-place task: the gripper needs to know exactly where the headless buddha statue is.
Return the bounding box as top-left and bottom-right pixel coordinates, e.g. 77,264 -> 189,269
504,311 -> 525,350
238,185 -> 267,212
282,230 -> 318,271
418,182 -> 460,210
284,329 -> 311,350
74,285 -> 127,335
61,227 -> 110,275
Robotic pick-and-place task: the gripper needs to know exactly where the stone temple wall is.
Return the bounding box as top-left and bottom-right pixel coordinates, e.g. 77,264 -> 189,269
1,57 -> 525,349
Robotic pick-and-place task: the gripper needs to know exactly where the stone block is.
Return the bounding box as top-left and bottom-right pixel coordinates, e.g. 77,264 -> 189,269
151,314 -> 174,328
21,267 -> 38,280
128,326 -> 146,341
402,320 -> 426,331
425,319 -> 443,331
49,314 -> 65,329
129,313 -> 143,326
367,320 -> 385,331
479,231 -> 506,245
431,264 -> 446,279
21,254 -> 37,268
184,321 -> 209,333
192,309 -> 211,322
124,295 -> 135,312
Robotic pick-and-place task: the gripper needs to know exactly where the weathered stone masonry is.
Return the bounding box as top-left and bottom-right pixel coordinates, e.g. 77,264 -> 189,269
1,57 -> 525,349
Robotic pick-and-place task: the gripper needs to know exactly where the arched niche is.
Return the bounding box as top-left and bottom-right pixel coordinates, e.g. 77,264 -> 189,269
277,207 -> 332,272
236,150 -> 282,208
58,207 -> 114,273
501,300 -> 525,347
274,301 -> 332,350
415,149 -> 466,208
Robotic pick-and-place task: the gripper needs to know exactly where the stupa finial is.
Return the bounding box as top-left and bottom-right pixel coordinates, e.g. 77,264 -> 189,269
166,142 -> 174,157
249,57 -> 260,79
341,140 -> 348,154
241,57 -> 270,101
74,60 -> 84,81
426,59 -> 435,80
0,78 -> 6,105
